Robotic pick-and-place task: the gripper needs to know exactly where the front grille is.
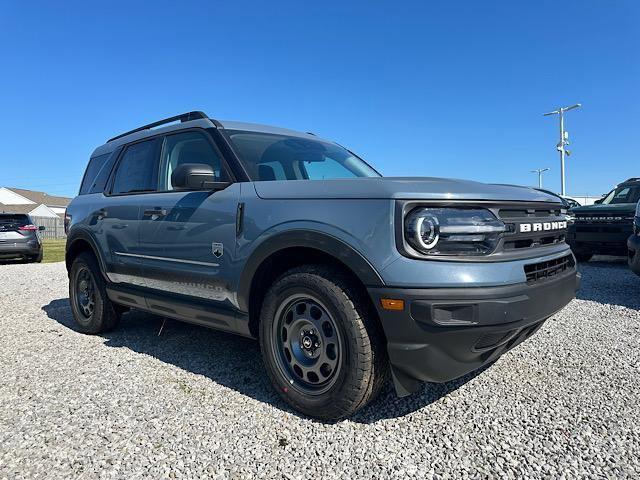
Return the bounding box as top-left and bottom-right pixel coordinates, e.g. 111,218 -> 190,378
575,225 -> 623,234
574,214 -> 634,224
497,208 -> 568,251
524,254 -> 574,283
503,233 -> 566,250
498,208 -> 563,219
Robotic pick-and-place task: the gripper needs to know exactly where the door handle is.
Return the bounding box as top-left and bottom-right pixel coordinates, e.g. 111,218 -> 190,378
143,209 -> 167,218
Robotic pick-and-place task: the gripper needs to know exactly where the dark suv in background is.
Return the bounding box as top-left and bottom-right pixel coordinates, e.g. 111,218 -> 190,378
628,200 -> 640,276
0,213 -> 44,263
567,178 -> 640,262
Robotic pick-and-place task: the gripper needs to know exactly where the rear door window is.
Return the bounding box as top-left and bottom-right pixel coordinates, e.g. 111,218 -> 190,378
111,139 -> 161,195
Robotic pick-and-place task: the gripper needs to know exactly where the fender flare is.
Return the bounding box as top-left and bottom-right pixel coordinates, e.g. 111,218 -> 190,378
236,229 -> 385,312
65,228 -> 108,278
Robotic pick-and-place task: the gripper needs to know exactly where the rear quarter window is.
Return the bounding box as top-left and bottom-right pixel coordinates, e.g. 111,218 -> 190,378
79,153 -> 116,195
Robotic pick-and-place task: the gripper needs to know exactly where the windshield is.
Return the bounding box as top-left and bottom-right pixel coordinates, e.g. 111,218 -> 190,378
600,184 -> 640,205
225,130 -> 381,181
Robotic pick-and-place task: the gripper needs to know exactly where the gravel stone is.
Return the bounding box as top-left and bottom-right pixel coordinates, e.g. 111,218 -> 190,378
0,257 -> 639,478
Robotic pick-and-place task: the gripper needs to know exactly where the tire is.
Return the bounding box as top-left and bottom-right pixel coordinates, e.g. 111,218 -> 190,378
574,253 -> 593,262
259,265 -> 388,421
23,250 -> 42,263
69,252 -> 121,334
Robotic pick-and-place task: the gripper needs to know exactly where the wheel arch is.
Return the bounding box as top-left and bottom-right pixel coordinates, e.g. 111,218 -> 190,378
65,230 -> 107,278
238,230 -> 385,338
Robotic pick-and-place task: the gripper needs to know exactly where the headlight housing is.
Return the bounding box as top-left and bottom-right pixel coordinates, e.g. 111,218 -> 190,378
404,208 -> 506,256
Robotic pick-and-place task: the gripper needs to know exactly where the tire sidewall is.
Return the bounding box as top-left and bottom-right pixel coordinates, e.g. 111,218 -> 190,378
260,273 -> 364,414
69,254 -> 105,333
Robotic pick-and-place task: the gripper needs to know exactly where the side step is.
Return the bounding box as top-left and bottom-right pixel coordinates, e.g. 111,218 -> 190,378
106,284 -> 253,338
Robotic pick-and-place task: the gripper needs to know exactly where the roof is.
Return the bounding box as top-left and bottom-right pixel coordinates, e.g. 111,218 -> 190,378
92,111 -> 326,157
0,204 -> 36,215
6,188 -> 71,207
218,120 -> 321,140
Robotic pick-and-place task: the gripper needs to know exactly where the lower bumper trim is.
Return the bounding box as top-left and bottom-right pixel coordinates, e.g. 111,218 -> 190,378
368,270 -> 580,396
0,243 -> 41,259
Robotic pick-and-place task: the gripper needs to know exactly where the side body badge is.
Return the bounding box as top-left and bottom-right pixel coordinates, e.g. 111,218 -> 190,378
212,242 -> 224,258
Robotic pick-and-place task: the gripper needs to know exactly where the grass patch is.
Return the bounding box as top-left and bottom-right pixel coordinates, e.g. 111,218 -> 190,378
42,239 -> 66,263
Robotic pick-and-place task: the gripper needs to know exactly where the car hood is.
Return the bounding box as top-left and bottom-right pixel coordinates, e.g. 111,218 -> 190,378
253,177 -> 560,202
571,203 -> 637,215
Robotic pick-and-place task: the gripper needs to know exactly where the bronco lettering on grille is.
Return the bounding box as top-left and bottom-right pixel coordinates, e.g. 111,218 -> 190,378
519,221 -> 567,233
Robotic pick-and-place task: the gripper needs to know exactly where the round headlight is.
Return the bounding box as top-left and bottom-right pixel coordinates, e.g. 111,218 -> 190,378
415,215 -> 439,250
404,207 -> 506,256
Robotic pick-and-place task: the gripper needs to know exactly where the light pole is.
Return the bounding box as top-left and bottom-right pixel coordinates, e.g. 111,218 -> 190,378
543,103 -> 581,196
531,168 -> 550,189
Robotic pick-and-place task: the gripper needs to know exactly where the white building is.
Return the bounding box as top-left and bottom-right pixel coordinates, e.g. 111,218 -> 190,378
0,187 -> 71,218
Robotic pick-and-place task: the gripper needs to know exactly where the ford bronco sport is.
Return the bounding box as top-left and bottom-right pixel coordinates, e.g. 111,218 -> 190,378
65,111 -> 580,420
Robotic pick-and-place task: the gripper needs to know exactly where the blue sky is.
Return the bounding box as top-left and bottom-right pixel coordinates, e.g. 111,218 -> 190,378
1,1 -> 638,198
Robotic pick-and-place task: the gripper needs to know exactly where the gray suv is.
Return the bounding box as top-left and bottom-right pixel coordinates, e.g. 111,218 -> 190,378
65,111 -> 580,420
0,213 -> 43,262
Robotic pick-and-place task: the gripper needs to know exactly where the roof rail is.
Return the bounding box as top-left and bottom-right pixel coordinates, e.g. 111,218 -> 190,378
107,111 -> 210,143
625,177 -> 640,182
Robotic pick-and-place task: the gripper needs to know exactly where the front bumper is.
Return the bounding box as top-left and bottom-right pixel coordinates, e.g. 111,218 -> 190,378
0,240 -> 41,259
628,234 -> 640,276
567,224 -> 633,256
368,268 -> 580,396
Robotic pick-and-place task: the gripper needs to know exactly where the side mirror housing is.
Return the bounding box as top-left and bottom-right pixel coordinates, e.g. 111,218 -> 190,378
171,163 -> 229,191
39,226 -> 46,231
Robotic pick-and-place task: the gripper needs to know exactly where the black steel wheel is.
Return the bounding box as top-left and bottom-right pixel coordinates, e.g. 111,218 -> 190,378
259,265 -> 388,421
69,252 -> 121,334
75,267 -> 96,319
271,295 -> 344,395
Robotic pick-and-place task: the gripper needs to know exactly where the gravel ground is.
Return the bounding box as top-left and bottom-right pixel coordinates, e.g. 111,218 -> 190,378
1,258 -> 639,479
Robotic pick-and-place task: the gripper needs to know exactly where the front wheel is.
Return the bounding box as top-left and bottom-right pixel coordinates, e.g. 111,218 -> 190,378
259,265 -> 388,421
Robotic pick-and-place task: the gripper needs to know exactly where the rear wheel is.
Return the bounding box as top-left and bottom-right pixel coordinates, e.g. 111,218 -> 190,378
69,252 -> 121,334
259,265 -> 388,421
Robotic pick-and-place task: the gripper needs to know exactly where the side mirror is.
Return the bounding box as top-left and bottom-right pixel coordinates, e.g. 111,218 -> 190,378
171,163 -> 230,191
39,226 -> 45,231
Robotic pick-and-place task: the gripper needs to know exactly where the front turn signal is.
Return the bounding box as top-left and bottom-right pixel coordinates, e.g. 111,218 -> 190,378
381,298 -> 405,311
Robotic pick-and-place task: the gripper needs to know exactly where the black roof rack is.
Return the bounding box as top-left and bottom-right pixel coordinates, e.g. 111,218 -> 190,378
107,111 -> 210,143
624,177 -> 640,183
